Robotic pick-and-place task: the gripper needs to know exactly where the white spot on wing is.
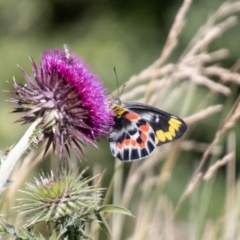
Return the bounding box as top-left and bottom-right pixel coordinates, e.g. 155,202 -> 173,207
155,116 -> 160,123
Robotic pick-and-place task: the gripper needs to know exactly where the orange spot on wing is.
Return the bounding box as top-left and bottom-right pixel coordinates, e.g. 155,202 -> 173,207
139,123 -> 150,132
141,133 -> 147,143
137,142 -> 146,149
117,139 -> 131,149
131,140 -> 137,146
117,142 -> 123,149
125,112 -> 140,120
124,139 -> 131,145
117,134 -> 148,150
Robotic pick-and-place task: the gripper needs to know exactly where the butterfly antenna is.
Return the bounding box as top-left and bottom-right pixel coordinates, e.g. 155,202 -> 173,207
114,67 -> 120,97
120,83 -> 126,97
114,67 -> 126,97
107,91 -> 114,99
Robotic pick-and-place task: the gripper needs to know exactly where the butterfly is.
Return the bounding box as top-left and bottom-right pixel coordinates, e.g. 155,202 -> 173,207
109,98 -> 187,161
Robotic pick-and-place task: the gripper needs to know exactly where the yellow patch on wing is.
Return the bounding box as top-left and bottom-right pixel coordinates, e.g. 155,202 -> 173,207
169,126 -> 176,137
155,117 -> 183,144
156,130 -> 166,142
165,132 -> 173,140
168,118 -> 181,131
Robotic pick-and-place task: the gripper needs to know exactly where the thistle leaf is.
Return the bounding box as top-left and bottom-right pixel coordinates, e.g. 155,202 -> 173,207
97,205 -> 133,216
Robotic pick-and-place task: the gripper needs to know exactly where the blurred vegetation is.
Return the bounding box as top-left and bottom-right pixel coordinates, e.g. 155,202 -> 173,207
1,0 -> 240,239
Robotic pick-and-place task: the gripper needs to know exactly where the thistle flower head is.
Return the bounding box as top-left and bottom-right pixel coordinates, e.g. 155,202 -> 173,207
8,47 -> 114,158
17,169 -> 103,227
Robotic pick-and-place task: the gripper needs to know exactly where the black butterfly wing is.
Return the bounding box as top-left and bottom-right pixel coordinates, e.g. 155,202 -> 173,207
124,102 -> 187,146
109,109 -> 156,161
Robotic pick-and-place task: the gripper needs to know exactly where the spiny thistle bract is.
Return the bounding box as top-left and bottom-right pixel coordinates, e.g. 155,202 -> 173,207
8,47 -> 114,158
17,170 -> 103,227
14,170 -> 132,239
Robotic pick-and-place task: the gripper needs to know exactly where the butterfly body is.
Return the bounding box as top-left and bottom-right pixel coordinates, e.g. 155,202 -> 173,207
109,98 -> 187,161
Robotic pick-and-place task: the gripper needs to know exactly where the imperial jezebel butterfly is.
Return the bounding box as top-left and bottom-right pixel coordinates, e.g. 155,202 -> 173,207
109,97 -> 187,161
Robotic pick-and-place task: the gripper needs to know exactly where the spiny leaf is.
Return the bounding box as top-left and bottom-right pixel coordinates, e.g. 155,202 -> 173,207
0,221 -> 42,240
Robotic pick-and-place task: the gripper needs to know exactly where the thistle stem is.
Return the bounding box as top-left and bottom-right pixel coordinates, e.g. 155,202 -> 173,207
0,118 -> 42,195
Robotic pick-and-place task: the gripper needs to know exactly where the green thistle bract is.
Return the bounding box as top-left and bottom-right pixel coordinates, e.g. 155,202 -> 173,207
17,170 -> 103,227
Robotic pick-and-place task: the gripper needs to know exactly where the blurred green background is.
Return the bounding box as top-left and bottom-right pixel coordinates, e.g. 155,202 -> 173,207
1,0 -> 240,237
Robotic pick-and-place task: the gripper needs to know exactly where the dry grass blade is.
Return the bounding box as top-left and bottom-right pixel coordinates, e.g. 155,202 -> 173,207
183,16 -> 237,58
203,152 -> 234,180
224,131 -> 236,240
154,0 -> 192,68
203,66 -> 240,84
120,13 -> 237,104
181,140 -> 222,154
175,65 -> 230,95
184,104 -> 223,125
175,96 -> 240,224
176,173 -> 203,212
182,1 -> 240,57
198,98 -> 240,173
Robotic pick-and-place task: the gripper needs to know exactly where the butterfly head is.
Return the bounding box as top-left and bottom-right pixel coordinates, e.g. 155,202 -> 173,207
110,98 -> 126,117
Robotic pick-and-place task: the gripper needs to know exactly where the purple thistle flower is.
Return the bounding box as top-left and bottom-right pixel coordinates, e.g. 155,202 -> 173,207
8,48 -> 114,158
